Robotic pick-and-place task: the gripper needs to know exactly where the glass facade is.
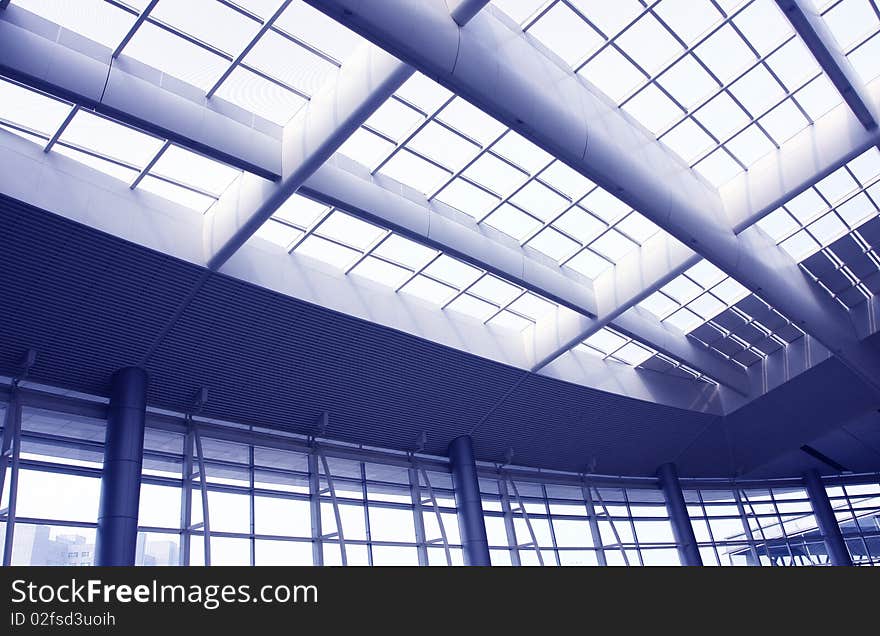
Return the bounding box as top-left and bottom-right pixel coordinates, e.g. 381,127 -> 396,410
2,386 -> 877,567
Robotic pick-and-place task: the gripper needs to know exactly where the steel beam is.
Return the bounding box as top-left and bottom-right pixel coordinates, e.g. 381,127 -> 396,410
803,469 -> 853,566
776,0 -> 878,130
657,463 -> 702,566
305,0 -> 880,396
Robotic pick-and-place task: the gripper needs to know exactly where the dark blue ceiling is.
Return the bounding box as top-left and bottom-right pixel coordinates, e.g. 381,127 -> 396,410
1,194 -> 878,477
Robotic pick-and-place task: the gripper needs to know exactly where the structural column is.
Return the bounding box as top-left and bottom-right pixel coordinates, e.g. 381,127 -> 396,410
448,435 -> 490,566
95,367 -> 149,566
803,470 -> 852,566
657,463 -> 702,566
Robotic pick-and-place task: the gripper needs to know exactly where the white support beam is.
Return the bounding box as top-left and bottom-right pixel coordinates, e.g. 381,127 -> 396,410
203,42 -> 412,269
305,0 -> 880,396
776,0 -> 878,130
447,0 -> 491,26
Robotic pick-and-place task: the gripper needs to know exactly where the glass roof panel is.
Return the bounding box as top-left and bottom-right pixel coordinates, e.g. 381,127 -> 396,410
526,2 -> 603,67
491,0 -> 546,25
564,248 -> 612,279
53,145 -> 138,182
14,0 -> 137,49
244,30 -> 339,97
275,1 -> 364,62
123,21 -> 229,91
295,235 -> 360,269
138,176 -> 216,212
214,67 -> 309,125
152,0 -> 259,53
378,150 -> 451,194
59,111 -> 164,169
150,146 -> 241,196
0,78 -> 71,137
315,211 -> 385,252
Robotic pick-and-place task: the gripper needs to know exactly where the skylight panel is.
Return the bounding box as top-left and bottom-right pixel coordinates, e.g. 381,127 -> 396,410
152,0 -> 260,54
492,132 -> 554,174
295,234 -> 360,269
378,150 -> 451,194
463,154 -> 527,196
584,328 -> 628,355
589,229 -> 637,263
570,0 -> 644,37
508,293 -> 556,321
124,22 -> 228,92
487,311 -> 533,331
407,122 -> 481,171
732,0 -> 794,56
695,24 -> 756,84
564,248 -> 612,279
615,212 -> 660,245
821,0 -> 879,50
275,1 -> 363,62
665,307 -> 703,333
654,0 -> 722,45
659,55 -> 717,110
527,227 -> 579,261
725,125 -> 776,166
394,73 -> 453,113
275,194 -> 330,228
423,255 -> 482,289
526,2 -> 603,67
337,128 -> 396,168
0,78 -> 71,137
364,99 -> 425,142
780,230 -> 820,261
613,342 -> 656,366
447,293 -> 498,322
509,181 -> 569,222
371,235 -> 436,271
580,188 -> 632,225
244,30 -> 339,97
816,169 -> 859,203
232,0 -> 285,19
539,161 -> 594,199
350,256 -> 411,289
764,38 -> 819,89
622,84 -> 683,135
616,14 -> 683,76
213,67 -> 308,125
694,93 -> 750,141
254,218 -> 303,249
554,207 -> 606,245
59,111 -> 164,169
150,146 -> 240,196
53,145 -> 138,183
315,211 -> 385,252
436,98 -> 507,146
661,119 -> 716,164
579,46 -> 644,102
758,99 -> 808,145
435,180 -> 500,219
491,0 -> 546,26
484,204 -> 543,240
469,275 -> 521,306
14,0 -> 136,49
401,275 -> 457,306
729,65 -> 786,115
138,176 -> 216,212
694,149 -> 742,187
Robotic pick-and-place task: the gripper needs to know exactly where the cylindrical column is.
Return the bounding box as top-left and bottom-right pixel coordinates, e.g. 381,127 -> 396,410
95,367 -> 149,566
657,463 -> 702,566
448,435 -> 490,566
803,470 -> 852,566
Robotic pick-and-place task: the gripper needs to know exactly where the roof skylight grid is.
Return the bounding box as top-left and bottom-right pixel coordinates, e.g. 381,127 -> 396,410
816,0 -> 880,85
0,75 -> 243,212
493,0 -> 846,188
757,147 -> 880,307
254,194 -> 560,331
637,259 -> 806,368
577,326 -> 718,384
13,0 -> 364,125
338,72 -> 665,280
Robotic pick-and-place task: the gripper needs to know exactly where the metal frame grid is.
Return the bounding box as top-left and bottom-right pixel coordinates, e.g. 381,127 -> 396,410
257,193 -> 561,330
13,0 -> 362,125
637,260 -> 806,369
337,72 -> 665,281
2,387 -> 880,567
825,477 -> 880,565
478,471 -> 681,566
758,146 -> 880,308
0,75 -> 244,213
816,0 -> 880,86
497,0 -> 845,188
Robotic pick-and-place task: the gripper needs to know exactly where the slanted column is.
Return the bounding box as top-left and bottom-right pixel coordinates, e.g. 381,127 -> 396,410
657,463 -> 702,566
803,470 -> 852,566
448,436 -> 490,566
95,367 -> 149,566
